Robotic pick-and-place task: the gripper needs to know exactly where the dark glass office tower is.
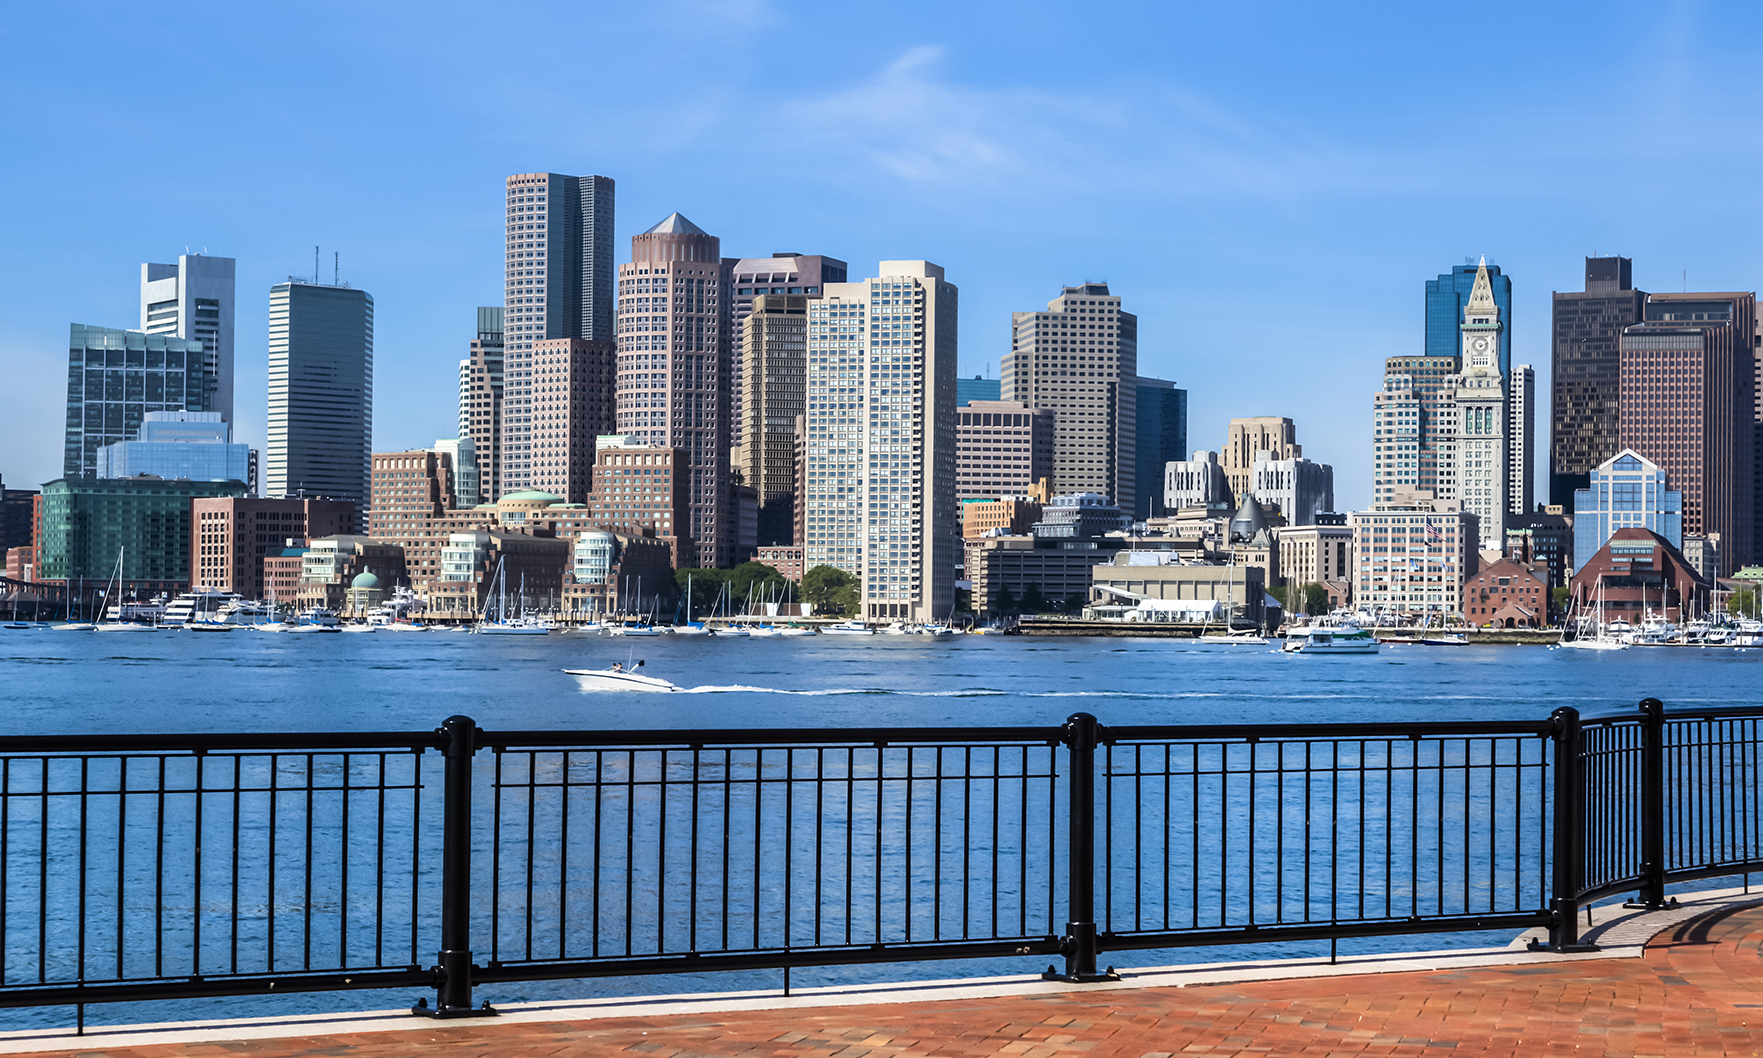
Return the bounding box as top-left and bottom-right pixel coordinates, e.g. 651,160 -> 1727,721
266,282 -> 374,527
1427,262 -> 1513,377
1549,257 -> 1646,508
63,324 -> 210,478
1134,378 -> 1188,519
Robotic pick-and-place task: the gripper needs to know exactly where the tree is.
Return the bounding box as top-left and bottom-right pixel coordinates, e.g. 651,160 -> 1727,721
1020,585 -> 1049,614
1267,585 -> 1290,609
1730,587 -> 1759,620
674,568 -> 730,618
993,585 -> 1018,615
801,565 -> 858,617
1302,583 -> 1330,616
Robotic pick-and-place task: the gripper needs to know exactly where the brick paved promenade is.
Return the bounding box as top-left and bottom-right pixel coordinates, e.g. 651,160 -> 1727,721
12,893 -> 1763,1057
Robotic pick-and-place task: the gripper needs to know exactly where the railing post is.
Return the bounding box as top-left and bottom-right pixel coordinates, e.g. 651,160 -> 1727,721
419,715 -> 495,1017
1538,705 -> 1596,951
1048,712 -> 1116,982
1631,697 -> 1673,910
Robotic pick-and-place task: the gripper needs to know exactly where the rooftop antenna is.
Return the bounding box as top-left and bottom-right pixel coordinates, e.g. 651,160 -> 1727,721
334,252 -> 338,286
314,246 -> 320,285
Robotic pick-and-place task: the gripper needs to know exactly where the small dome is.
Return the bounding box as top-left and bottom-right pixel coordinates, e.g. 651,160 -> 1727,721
351,571 -> 382,590
498,490 -> 561,506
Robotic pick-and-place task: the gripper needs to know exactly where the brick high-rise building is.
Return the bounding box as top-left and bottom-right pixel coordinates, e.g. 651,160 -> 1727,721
1549,257 -> 1646,507
502,172 -> 615,496
616,213 -> 732,567
459,307 -> 504,503
190,496 -> 354,599
740,294 -> 810,547
1618,290 -> 1757,574
367,449 -> 455,587
1004,283 -> 1138,512
527,336 -> 615,504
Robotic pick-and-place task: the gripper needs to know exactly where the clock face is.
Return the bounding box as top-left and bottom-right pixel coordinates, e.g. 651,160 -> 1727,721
1472,336 -> 1490,353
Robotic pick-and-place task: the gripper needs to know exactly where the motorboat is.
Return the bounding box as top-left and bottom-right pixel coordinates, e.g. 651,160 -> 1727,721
610,622 -> 664,637
1281,626 -> 1378,655
821,620 -> 875,636
564,661 -> 680,692
780,624 -> 817,637
296,606 -> 342,628
1198,629 -> 1269,645
340,623 -> 378,633
286,621 -> 341,634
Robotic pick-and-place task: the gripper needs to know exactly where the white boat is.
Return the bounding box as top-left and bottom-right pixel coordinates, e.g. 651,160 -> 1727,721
746,624 -> 782,637
287,623 -> 340,634
1281,626 -> 1378,655
474,559 -> 551,635
1558,576 -> 1629,651
716,624 -> 751,638
821,620 -> 875,636
924,624 -> 956,638
1198,631 -> 1269,645
340,623 -> 377,633
54,622 -> 96,631
563,661 -> 680,692
673,623 -> 714,636
610,623 -> 664,637
882,622 -> 913,635
780,624 -> 817,637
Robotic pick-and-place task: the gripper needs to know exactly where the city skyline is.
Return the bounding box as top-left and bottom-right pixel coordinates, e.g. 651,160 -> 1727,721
5,3 -> 1763,514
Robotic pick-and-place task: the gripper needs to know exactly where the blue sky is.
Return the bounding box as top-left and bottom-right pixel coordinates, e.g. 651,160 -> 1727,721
3,0 -> 1760,509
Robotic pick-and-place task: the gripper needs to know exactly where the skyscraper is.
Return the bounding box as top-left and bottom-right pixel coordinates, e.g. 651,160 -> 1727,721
616,213 -> 733,567
266,281 -> 373,523
459,307 -> 504,503
1134,377 -> 1187,519
956,401 -> 1055,502
1427,261 -> 1512,376
1222,417 -> 1300,505
1371,355 -> 1459,504
804,262 -> 958,622
1549,257 -> 1646,507
1003,283 -> 1138,512
1444,260 -> 1508,550
728,254 -> 845,435
502,172 -> 615,495
741,294 -> 810,546
141,254 -> 236,426
527,336 -> 615,503
1617,290 -> 1757,573
63,324 -> 209,479
1508,364 -> 1536,516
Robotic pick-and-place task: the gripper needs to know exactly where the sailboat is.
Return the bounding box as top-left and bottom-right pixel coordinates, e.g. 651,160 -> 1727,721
1557,575 -> 1627,651
474,557 -> 551,635
1198,555 -> 1267,644
54,575 -> 94,631
673,574 -> 713,635
94,548 -> 155,631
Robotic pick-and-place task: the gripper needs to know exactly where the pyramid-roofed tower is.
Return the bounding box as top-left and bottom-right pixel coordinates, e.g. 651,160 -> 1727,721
642,213 -> 708,236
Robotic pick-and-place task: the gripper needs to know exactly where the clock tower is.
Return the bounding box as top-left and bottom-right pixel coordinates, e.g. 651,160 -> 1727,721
1448,257 -> 1508,550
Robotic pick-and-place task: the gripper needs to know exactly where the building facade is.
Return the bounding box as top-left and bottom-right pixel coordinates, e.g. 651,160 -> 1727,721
1462,558 -> 1548,627
1549,257 -> 1646,507
957,376 -> 1001,407
616,213 -> 731,566
432,438 -> 477,510
956,400 -> 1054,502
191,496 -> 355,599
1427,261 -> 1512,377
804,262 -> 958,622
1372,355 -> 1460,505
1250,454 -> 1334,526
0,475 -> 37,554
1572,449 -> 1683,574
1350,499 -> 1476,619
297,535 -> 408,613
141,254 -> 236,426
502,174 -> 616,498
1276,519 -> 1355,599
1004,283 -> 1138,513
1444,261 -> 1509,550
584,436 -> 689,566
96,410 -> 250,483
429,530 -> 572,619
367,449 -> 455,584
459,307 -> 504,503
1221,417 -> 1299,508
740,294 -> 810,546
1509,363 -> 1535,516
755,546 -> 804,582
1569,527 -> 1709,625
962,497 -> 1044,539
1505,508 -> 1573,588
38,476 -> 248,594
1134,378 -> 1188,519
1164,450 -> 1230,511
728,254 -> 845,434
266,281 -> 373,521
64,325 -> 210,479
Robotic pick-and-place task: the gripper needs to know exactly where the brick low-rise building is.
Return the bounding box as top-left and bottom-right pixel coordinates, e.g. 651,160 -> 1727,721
1462,557 -> 1549,628
191,497 -> 354,600
1569,527 -> 1710,625
755,546 -> 804,582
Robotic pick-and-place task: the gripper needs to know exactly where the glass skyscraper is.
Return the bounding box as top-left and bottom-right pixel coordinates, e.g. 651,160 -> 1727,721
1426,263 -> 1512,377
1573,449 -> 1683,572
96,410 -> 250,483
63,325 -> 210,479
266,282 -> 374,523
1134,377 -> 1188,519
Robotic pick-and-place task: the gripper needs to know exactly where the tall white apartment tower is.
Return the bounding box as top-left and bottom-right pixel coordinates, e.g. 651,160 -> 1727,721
1002,283 -> 1138,512
1444,258 -> 1507,549
1508,363 -> 1535,516
803,262 -> 958,623
141,254 -> 236,426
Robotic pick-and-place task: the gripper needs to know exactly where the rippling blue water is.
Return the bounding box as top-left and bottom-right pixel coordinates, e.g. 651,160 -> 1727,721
0,630 -> 1755,1030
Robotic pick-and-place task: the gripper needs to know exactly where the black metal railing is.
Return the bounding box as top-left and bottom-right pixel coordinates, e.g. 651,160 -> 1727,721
6,700 -> 1763,1020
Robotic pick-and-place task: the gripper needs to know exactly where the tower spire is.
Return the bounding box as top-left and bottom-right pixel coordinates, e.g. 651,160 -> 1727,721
1464,254 -> 1498,320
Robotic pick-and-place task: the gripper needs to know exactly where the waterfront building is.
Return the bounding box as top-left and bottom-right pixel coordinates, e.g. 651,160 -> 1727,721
190,497 -> 354,600
1617,290 -> 1756,575
429,530 -> 571,619
616,213 -> 731,566
1276,515 -> 1354,603
1508,364 -> 1535,515
1221,418 -> 1299,509
1505,507 -> 1573,588
0,475 -> 41,554
1004,283 -> 1138,515
263,545 -> 307,606
956,401 -> 1054,502
1550,257 -> 1646,507
1462,558 -> 1548,627
141,254 -> 236,426
1681,534 -> 1722,582
63,325 -> 210,479
6,547 -> 35,582
1371,355 -> 1460,504
297,535 -> 408,614
527,336 -> 616,504
367,449 -> 456,586
459,308 -> 504,503
38,475 -> 247,595
96,411 -> 251,484
728,254 -> 845,436
1086,552 -> 1266,626
962,497 -> 1043,539
1250,453 -> 1333,526
266,281 -> 373,523
1442,260 -> 1508,550
967,534 -> 1140,615
1572,449 -> 1683,573
432,438 -> 478,509
1134,378 -> 1188,519
755,546 -> 804,582
564,530 -> 674,619
1033,493 -> 1129,538
1164,450 -> 1231,510
740,294 -> 810,546
957,376 -> 1001,407
1350,497 -> 1477,619
502,172 -> 616,495
802,262 -> 958,622
584,435 -> 689,565
1569,527 -> 1709,625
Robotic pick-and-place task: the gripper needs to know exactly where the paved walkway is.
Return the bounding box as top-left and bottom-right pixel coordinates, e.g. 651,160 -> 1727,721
15,892 -> 1763,1057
